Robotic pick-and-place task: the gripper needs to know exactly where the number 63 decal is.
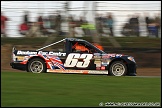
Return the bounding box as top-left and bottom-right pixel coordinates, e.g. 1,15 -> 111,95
64,53 -> 93,68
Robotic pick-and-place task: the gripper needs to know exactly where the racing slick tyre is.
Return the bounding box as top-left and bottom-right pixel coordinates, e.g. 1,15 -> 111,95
27,58 -> 46,73
109,61 -> 127,76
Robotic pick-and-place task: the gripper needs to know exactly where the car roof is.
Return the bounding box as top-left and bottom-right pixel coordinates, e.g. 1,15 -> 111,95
65,38 -> 84,42
36,38 -> 106,54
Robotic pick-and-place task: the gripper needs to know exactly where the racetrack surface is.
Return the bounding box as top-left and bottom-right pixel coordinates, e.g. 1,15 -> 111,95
2,68 -> 161,76
136,68 -> 161,76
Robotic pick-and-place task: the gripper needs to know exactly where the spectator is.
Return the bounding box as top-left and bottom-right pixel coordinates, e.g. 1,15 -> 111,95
87,22 -> 96,36
43,16 -> 51,29
81,20 -> 91,36
79,16 -> 86,35
95,13 -> 103,36
134,14 -> 140,37
23,11 -> 30,24
37,14 -> 43,27
37,13 -> 44,35
26,22 -> 39,37
129,14 -> 140,37
79,16 -> 84,25
19,11 -> 30,36
55,11 -> 62,35
49,12 -> 56,30
144,12 -> 151,36
106,12 -> 114,37
148,23 -> 158,37
154,13 -> 161,38
68,15 -> 76,37
19,22 -> 29,35
145,14 -> 159,38
1,12 -> 9,37
121,23 -> 131,37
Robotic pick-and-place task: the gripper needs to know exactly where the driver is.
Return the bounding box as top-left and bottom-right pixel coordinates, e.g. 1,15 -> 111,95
72,42 -> 89,52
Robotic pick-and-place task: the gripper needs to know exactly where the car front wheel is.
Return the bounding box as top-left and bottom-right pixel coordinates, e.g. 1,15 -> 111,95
109,61 -> 127,76
27,58 -> 46,73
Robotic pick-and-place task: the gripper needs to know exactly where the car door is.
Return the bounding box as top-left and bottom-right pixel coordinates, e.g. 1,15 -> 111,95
64,40 -> 99,70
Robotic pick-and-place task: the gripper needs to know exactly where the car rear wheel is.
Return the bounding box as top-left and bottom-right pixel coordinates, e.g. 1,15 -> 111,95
109,61 -> 127,76
27,58 -> 46,73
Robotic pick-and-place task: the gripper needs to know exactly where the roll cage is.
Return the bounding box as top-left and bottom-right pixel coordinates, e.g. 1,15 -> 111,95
36,38 -> 106,54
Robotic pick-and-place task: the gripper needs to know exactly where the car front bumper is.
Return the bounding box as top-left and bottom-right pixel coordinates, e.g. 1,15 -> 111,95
10,62 -> 26,71
127,61 -> 137,76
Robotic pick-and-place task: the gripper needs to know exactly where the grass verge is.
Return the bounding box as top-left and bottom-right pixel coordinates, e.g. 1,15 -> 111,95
1,71 -> 161,107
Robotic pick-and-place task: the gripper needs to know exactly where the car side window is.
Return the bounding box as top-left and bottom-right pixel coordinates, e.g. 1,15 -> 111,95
51,41 -> 66,52
71,41 -> 97,53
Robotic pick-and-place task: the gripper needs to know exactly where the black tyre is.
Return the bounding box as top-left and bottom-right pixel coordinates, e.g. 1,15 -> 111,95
109,61 -> 127,76
27,58 -> 46,73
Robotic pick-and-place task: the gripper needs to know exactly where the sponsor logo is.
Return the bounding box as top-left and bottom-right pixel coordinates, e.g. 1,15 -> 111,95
17,51 -> 37,55
38,51 -> 49,55
96,63 -> 101,67
116,54 -> 123,58
16,51 -> 66,56
101,66 -> 105,70
88,70 -> 108,74
96,67 -> 100,70
15,56 -> 25,61
102,54 -> 116,58
101,58 -> 108,66
48,51 -> 66,56
47,69 -> 108,74
94,53 -> 101,58
94,55 -> 101,59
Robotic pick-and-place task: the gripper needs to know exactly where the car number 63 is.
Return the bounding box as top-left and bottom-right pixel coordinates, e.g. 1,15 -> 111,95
64,53 -> 93,68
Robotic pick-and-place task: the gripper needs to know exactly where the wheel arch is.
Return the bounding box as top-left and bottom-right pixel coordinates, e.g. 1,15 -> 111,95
108,58 -> 128,75
26,56 -> 46,72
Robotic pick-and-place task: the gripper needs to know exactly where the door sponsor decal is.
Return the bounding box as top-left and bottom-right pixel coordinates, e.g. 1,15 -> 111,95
64,53 -> 93,68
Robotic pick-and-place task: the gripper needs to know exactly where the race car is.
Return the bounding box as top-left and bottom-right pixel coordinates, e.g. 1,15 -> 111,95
10,38 -> 137,76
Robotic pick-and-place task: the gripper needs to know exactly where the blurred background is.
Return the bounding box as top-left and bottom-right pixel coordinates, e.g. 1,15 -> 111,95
1,1 -> 161,38
1,1 -> 161,76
